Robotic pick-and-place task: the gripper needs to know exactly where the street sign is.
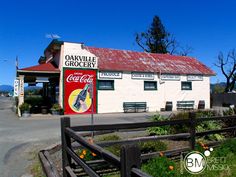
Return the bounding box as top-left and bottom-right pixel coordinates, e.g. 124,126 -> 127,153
13,79 -> 19,97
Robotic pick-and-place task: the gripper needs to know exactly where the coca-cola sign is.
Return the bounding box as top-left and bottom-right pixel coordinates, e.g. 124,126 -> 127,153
66,74 -> 93,83
63,69 -> 97,115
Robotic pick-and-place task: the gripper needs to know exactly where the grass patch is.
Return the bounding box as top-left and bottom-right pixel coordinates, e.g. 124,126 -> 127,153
30,156 -> 46,177
142,139 -> 236,177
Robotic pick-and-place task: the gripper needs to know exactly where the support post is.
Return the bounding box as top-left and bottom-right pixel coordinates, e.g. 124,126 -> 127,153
61,117 -> 71,177
189,112 -> 196,150
18,75 -> 24,116
121,144 -> 141,177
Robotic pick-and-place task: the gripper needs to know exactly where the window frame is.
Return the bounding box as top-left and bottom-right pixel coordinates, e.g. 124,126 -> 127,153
98,80 -> 115,90
144,81 -> 157,91
181,81 -> 192,90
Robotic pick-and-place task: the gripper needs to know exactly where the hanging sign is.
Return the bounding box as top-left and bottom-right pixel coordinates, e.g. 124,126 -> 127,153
13,79 -> 19,97
131,72 -> 154,80
161,74 -> 180,81
63,69 -> 97,115
19,79 -> 24,96
187,75 -> 203,81
99,71 -> 122,79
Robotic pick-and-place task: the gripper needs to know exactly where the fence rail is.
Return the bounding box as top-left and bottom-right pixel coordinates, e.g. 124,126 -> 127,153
60,113 -> 236,177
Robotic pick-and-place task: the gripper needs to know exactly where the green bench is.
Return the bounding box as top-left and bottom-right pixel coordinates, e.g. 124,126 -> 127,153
177,101 -> 195,110
123,102 -> 148,113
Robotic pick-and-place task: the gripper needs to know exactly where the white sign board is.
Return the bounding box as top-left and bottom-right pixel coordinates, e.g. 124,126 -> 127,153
19,79 -> 24,96
161,74 -> 180,81
63,42 -> 98,69
131,72 -> 154,80
13,79 -> 19,97
99,71 -> 122,79
187,75 -> 203,81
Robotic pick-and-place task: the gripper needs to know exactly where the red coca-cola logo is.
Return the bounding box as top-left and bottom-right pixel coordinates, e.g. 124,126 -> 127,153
66,74 -> 93,83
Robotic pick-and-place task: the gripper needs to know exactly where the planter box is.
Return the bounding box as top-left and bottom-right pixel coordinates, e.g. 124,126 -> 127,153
22,111 -> 30,118
51,110 -> 60,115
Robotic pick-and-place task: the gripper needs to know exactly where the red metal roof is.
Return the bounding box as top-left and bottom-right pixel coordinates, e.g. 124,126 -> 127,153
86,47 -> 215,75
19,62 -> 60,73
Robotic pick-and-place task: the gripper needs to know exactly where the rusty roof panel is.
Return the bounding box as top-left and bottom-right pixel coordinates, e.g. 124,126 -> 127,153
86,47 -> 215,75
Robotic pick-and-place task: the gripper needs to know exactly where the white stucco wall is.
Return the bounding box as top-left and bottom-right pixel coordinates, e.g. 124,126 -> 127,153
57,42 -> 211,114
97,72 -> 210,113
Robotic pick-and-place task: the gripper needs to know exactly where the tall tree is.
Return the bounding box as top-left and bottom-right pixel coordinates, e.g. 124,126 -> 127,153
136,15 -> 192,55
215,49 -> 236,92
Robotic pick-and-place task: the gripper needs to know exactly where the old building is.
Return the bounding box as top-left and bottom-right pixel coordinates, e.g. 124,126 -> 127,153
17,40 -> 215,115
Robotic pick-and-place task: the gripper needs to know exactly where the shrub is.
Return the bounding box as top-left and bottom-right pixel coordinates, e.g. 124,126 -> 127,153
170,110 -> 225,141
147,114 -> 170,135
19,103 -> 31,112
223,108 -> 236,116
169,112 -> 189,134
98,134 -> 121,142
142,157 -> 177,177
139,141 -> 167,154
196,110 -> 220,118
196,121 -> 225,141
98,134 -> 121,157
51,103 -> 61,111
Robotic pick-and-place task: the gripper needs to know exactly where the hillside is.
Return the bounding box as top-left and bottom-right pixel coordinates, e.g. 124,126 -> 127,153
0,85 -> 13,92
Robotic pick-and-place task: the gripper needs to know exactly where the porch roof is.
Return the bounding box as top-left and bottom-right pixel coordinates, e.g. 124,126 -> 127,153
17,62 -> 60,74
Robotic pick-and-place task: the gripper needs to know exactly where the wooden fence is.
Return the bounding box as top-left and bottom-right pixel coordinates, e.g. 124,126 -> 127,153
58,112 -> 236,177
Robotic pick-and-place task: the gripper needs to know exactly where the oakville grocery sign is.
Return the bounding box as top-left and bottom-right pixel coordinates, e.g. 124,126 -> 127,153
63,55 -> 98,69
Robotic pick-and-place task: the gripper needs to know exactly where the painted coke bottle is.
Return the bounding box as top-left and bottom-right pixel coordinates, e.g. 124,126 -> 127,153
73,84 -> 89,110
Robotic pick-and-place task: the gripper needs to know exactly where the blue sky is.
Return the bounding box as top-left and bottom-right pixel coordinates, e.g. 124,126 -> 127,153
1,0 -> 236,85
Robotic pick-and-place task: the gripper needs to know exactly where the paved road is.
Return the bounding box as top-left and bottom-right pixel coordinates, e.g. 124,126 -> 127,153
0,97 -> 158,177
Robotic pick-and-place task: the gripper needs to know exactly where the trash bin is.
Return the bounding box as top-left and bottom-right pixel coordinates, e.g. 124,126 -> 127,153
198,100 -> 205,109
165,101 -> 173,111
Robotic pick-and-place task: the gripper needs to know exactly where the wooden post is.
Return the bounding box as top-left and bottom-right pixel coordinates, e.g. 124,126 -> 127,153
61,117 -> 71,177
189,112 -> 196,150
121,144 -> 141,177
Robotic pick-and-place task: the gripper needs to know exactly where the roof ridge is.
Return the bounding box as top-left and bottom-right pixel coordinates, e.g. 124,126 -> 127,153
85,46 -> 195,59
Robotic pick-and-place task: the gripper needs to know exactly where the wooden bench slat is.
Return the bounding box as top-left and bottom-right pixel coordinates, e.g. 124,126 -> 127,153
123,102 -> 147,113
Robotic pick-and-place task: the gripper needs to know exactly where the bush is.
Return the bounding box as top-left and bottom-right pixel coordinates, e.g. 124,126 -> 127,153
170,110 -> 224,140
98,134 -> 121,157
24,97 -> 44,113
196,121 -> 225,141
139,141 -> 167,154
98,134 -> 121,142
19,103 -> 31,112
169,112 -> 189,134
147,114 -> 170,135
196,110 -> 220,118
51,103 -> 61,111
223,107 -> 236,116
142,157 -> 176,177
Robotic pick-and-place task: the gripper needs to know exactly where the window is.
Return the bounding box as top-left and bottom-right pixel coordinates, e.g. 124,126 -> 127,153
98,80 -> 114,90
181,81 -> 192,90
144,81 -> 157,90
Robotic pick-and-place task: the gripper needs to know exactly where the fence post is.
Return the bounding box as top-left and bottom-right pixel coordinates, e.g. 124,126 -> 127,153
61,117 -> 71,177
121,144 -> 141,177
189,112 -> 196,150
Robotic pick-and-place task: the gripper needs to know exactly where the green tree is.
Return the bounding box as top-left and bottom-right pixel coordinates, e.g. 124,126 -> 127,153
136,15 -> 192,55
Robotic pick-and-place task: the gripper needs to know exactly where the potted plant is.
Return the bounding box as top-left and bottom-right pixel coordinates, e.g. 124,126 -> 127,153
51,103 -> 61,115
19,103 -> 31,117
